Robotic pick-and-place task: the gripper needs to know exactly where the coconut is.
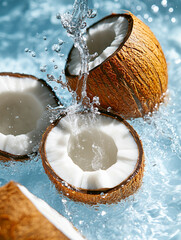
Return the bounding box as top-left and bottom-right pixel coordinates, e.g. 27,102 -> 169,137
40,110 -> 144,204
0,72 -> 60,161
0,181 -> 85,240
65,12 -> 168,119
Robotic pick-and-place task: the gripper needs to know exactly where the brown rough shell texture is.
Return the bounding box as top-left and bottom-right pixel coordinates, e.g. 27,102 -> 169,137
0,181 -> 70,240
40,110 -> 145,205
65,13 -> 168,119
0,72 -> 60,162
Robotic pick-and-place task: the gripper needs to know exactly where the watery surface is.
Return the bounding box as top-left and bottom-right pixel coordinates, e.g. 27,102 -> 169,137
0,0 -> 181,239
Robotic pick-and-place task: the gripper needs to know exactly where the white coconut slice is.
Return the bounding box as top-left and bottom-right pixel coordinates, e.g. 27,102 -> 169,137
68,15 -> 128,75
40,110 -> 144,204
65,13 -> 168,119
0,72 -> 60,161
0,181 -> 85,239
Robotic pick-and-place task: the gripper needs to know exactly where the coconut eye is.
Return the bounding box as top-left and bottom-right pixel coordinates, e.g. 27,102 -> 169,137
65,13 -> 168,119
40,111 -> 144,204
0,73 -> 59,161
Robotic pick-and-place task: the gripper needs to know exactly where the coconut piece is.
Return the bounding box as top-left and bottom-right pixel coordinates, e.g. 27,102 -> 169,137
0,181 -> 85,240
65,13 -> 168,119
0,72 -> 60,161
40,110 -> 144,204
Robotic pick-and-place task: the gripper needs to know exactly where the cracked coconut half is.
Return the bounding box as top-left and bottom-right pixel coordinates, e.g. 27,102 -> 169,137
0,181 -> 85,240
0,72 -> 60,161
65,13 -> 168,119
40,110 -> 144,204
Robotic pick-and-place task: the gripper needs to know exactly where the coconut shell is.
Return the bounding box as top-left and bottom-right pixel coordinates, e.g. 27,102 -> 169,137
0,72 -> 60,162
40,110 -> 145,205
0,181 -> 86,240
65,13 -> 168,119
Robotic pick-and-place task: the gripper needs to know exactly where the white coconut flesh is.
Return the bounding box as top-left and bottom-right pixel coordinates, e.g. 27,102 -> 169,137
45,114 -> 139,190
0,75 -> 57,156
17,184 -> 84,240
68,16 -> 128,75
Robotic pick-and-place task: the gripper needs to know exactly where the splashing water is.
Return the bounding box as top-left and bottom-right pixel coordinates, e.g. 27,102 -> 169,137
60,0 -> 96,105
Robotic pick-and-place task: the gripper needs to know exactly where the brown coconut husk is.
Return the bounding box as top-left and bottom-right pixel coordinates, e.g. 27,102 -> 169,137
65,13 -> 168,119
40,110 -> 145,205
0,181 -> 86,240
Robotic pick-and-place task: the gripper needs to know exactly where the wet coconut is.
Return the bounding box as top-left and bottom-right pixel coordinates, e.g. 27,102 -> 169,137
0,72 -> 60,161
40,110 -> 144,204
65,12 -> 168,119
0,181 -> 85,239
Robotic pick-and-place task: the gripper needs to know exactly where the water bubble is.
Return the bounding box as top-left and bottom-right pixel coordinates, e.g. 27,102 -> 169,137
54,86 -> 58,90
45,47 -> 48,51
28,49 -> 31,53
43,36 -> 47,40
24,48 -> 29,52
54,65 -> 58,69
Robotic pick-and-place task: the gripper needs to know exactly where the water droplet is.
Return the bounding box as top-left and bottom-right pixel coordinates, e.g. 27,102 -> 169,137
40,65 -> 47,72
81,22 -> 87,29
31,51 -> 36,57
169,7 -> 174,13
161,0 -> 167,7
107,107 -> 111,112
151,5 -> 159,13
52,44 -> 61,53
136,5 -> 142,11
56,13 -> 61,19
101,211 -> 106,216
58,39 -> 63,45
144,14 -> 149,19
171,17 -> 176,23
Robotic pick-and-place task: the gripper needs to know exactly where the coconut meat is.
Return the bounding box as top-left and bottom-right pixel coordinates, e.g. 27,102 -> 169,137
0,75 -> 58,156
45,114 -> 138,190
17,184 -> 84,240
68,16 -> 128,75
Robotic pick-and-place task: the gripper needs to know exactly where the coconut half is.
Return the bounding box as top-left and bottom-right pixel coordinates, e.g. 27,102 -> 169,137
40,110 -> 144,204
65,13 -> 168,119
0,181 -> 85,240
0,72 -> 60,161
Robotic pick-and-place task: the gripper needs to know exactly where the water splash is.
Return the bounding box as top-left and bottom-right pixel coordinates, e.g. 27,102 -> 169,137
60,0 -> 96,104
